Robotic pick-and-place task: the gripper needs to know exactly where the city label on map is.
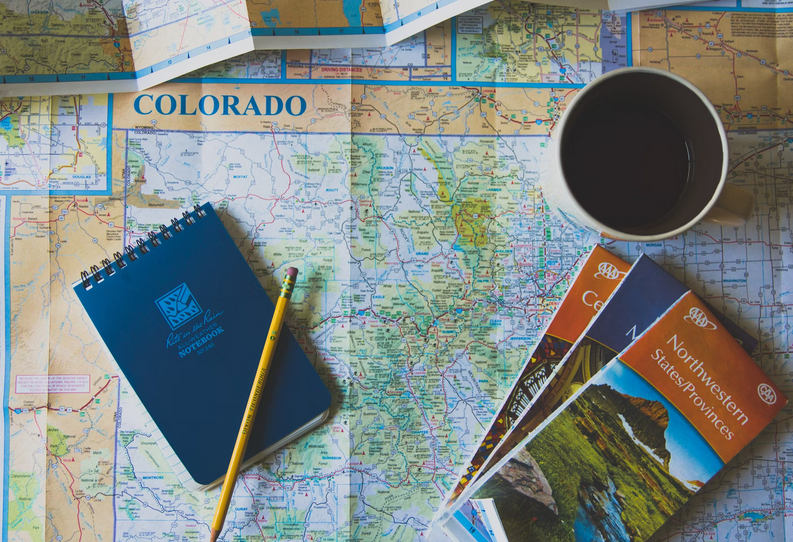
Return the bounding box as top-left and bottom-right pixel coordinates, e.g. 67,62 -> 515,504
457,16 -> 484,34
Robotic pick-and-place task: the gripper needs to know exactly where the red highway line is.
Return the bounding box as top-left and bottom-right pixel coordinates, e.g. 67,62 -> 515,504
7,375 -> 118,413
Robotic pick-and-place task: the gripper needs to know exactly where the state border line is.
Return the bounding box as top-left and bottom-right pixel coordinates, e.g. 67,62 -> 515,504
451,16 -> 459,84
626,12 -> 634,67
113,127 -> 550,138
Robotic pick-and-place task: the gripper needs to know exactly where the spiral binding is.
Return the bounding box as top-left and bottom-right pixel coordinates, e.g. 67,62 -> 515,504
78,205 -> 206,290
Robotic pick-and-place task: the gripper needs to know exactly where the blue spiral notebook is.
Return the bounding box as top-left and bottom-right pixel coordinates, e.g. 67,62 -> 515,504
72,203 -> 331,490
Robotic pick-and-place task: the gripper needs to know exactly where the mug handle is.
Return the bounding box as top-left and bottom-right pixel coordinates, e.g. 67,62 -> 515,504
703,185 -> 755,227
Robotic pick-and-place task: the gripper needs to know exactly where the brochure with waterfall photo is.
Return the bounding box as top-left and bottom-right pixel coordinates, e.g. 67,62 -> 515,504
437,246 -> 631,513
442,291 -> 786,542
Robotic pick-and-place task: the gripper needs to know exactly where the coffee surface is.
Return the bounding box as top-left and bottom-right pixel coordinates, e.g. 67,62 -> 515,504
561,97 -> 691,232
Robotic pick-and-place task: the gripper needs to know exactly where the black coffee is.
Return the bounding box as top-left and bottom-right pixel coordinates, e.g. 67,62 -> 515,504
561,97 -> 692,231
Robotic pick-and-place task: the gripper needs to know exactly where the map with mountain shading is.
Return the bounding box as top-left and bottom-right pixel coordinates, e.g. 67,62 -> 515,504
2,3 -> 792,542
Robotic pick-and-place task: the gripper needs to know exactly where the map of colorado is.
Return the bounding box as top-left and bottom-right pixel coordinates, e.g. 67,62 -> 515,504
2,3 -> 792,542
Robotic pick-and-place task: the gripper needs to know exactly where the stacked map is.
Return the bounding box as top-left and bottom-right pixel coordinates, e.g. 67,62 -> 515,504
0,0 -> 494,96
0,0 -> 703,96
2,1 -> 792,542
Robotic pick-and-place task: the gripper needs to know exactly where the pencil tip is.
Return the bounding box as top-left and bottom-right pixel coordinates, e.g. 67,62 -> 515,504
210,529 -> 220,542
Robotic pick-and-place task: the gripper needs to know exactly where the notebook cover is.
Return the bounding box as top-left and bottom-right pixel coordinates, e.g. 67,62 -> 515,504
454,291 -> 786,542
73,203 -> 331,487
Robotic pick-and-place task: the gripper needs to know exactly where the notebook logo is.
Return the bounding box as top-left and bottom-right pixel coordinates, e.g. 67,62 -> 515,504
156,283 -> 202,330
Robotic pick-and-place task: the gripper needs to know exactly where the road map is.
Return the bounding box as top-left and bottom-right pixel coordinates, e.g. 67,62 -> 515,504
456,2 -> 627,83
0,0 -> 492,96
2,2 -> 792,542
0,0 -> 255,96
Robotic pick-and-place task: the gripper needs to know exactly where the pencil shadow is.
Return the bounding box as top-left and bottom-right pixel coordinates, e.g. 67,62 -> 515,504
215,206 -> 258,265
288,267 -> 344,424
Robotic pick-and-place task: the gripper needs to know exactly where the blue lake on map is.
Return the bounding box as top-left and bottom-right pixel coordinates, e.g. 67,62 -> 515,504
342,0 -> 362,27
259,8 -> 281,28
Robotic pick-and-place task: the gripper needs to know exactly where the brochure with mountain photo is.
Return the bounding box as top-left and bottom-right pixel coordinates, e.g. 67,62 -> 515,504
436,246 -> 631,513
442,291 -> 786,542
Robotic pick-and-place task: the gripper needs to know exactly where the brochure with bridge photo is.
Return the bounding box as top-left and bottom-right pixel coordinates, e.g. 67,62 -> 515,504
442,291 -> 786,542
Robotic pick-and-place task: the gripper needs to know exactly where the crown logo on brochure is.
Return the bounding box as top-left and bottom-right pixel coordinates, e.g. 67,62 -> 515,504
156,283 -> 203,330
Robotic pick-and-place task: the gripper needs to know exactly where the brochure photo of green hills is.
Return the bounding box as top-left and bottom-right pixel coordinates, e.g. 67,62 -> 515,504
471,361 -> 725,542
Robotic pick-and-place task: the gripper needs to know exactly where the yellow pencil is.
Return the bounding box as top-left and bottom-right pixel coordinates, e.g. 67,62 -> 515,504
209,267 -> 299,542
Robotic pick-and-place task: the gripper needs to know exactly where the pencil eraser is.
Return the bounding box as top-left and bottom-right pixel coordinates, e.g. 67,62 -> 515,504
286,267 -> 299,278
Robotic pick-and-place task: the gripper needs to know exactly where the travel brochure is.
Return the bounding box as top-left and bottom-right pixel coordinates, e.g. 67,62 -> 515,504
442,249 -> 786,542
452,254 -> 759,503
437,246 -> 631,511
440,289 -> 786,542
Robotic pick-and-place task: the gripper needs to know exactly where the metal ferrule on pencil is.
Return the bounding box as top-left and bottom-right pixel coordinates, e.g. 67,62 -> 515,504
279,274 -> 296,300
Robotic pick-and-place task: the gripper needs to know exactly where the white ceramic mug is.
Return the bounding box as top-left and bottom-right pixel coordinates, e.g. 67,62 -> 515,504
542,67 -> 753,242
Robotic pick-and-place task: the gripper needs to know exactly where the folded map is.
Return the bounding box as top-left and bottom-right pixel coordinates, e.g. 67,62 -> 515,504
0,0 -> 701,97
0,0 -> 491,96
